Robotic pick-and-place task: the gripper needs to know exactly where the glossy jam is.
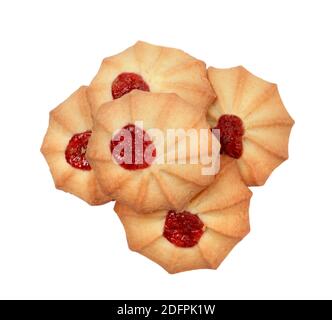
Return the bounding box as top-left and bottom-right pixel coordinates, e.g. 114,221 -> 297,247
214,114 -> 244,159
163,211 -> 205,248
110,124 -> 156,170
111,72 -> 150,99
65,131 -> 92,170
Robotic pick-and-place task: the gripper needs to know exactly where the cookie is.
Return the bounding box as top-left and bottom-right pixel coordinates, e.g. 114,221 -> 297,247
115,160 -> 252,273
87,90 -> 220,213
88,41 -> 215,116
208,66 -> 294,186
41,87 -> 113,205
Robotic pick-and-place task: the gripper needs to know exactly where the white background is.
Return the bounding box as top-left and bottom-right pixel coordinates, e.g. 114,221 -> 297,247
0,0 -> 331,300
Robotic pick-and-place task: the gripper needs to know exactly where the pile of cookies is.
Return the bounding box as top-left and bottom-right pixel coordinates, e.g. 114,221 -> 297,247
41,41 -> 294,273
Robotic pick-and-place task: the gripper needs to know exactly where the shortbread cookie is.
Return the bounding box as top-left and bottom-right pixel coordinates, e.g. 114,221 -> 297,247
207,66 -> 294,186
87,41 -> 215,116
115,160 -> 252,274
41,87 -> 113,205
86,90 -> 220,213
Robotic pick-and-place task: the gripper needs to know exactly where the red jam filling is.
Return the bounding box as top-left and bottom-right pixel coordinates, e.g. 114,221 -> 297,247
65,130 -> 92,170
110,124 -> 156,170
163,211 -> 205,248
111,72 -> 150,99
214,114 -> 244,159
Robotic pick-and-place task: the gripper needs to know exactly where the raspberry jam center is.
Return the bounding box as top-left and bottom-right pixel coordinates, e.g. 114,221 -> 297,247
214,114 -> 244,159
163,211 -> 205,248
111,72 -> 150,99
65,130 -> 92,170
110,124 -> 156,170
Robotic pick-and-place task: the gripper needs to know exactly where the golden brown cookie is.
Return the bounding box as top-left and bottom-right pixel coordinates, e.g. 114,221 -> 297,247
207,66 -> 294,186
86,90 -> 220,213
115,160 -> 252,274
87,41 -> 215,117
41,87 -> 113,205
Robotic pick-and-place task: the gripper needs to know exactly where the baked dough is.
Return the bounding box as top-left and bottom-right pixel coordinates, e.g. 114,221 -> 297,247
41,87 -> 113,205
208,66 -> 294,186
86,90 -> 220,213
87,41 -> 215,117
115,160 -> 252,274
